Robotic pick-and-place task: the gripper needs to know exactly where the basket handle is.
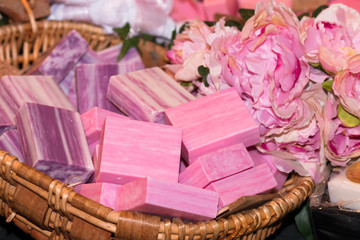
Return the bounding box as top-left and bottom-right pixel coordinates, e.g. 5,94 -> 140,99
20,0 -> 37,35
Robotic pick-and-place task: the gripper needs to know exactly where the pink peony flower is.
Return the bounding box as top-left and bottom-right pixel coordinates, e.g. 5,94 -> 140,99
300,4 -> 360,75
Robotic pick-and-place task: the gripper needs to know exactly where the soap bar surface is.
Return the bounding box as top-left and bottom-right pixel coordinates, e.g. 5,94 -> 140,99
165,87 -> 260,164
96,117 -> 182,184
179,143 -> 254,188
116,177 -> 219,221
27,30 -> 89,83
16,102 -> 94,184
206,164 -> 277,209
0,129 -> 24,162
107,67 -> 195,123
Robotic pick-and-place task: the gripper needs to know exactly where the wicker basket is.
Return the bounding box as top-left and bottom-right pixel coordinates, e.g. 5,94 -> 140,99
0,20 -> 315,240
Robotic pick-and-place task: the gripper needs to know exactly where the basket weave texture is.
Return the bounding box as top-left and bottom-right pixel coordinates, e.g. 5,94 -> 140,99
0,20 -> 315,240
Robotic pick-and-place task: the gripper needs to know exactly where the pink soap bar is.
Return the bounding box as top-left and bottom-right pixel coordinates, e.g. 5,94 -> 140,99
107,67 -> 195,124
97,44 -> 145,68
206,164 -> 277,209
27,30 -> 89,83
237,0 -> 292,10
80,107 -> 127,155
203,0 -> 238,20
74,182 -> 121,209
248,147 -> 288,190
170,0 -> 208,21
115,177 -> 219,221
0,75 -> 75,128
76,63 -> 143,114
179,143 -> 254,188
179,159 -> 188,173
165,88 -> 260,164
96,117 -> 182,184
0,129 -> 24,162
16,102 -> 94,184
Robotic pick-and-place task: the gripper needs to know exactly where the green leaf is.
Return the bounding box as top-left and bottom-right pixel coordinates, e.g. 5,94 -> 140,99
113,22 -> 130,40
322,80 -> 333,92
180,81 -> 194,86
0,13 -> 9,26
298,12 -> 310,21
167,29 -> 177,49
294,201 -> 314,240
179,22 -> 190,33
238,8 -> 255,22
140,33 -> 156,42
198,65 -> 210,87
338,104 -> 360,128
225,20 -> 243,31
312,5 -> 329,18
117,37 -> 140,61
204,21 -> 216,27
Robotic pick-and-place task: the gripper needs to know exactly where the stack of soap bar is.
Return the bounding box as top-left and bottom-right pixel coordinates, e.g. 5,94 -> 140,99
0,75 -> 75,128
248,147 -> 288,190
205,164 -> 277,209
328,161 -> 360,210
165,87 -> 260,164
96,117 -> 182,184
74,182 -> 121,210
116,177 -> 219,221
179,143 -> 254,188
80,107 -> 127,155
0,129 -> 24,162
26,30 -> 89,83
16,102 -> 94,184
76,63 -> 144,114
107,67 -> 196,124
203,0 -> 238,20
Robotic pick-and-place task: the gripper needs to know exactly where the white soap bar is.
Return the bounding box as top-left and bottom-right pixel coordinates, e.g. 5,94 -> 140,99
328,161 -> 360,210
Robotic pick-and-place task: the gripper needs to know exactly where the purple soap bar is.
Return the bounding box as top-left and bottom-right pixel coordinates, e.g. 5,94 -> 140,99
97,44 -> 144,68
165,87 -> 260,164
248,147 -> 288,190
107,67 -> 196,124
74,182 -> 121,210
95,117 -> 182,184
179,143 -> 254,188
0,129 -> 24,162
76,62 -> 143,114
16,102 -> 94,184
205,164 -> 277,209
27,30 -> 89,83
0,75 -> 75,128
80,107 -> 127,155
115,177 -> 219,221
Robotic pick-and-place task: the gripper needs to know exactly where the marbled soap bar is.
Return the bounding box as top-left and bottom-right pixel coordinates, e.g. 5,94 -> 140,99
96,117 -> 182,184
74,182 -> 121,210
0,75 -> 75,128
107,67 -> 196,124
80,107 -> 127,155
97,44 -> 144,69
165,88 -> 260,164
170,0 -> 207,21
16,102 -> 94,184
203,0 -> 238,20
27,30 -> 89,83
248,147 -> 288,190
179,143 -> 253,188
77,62 -> 143,114
0,129 -> 24,162
206,164 -> 277,209
115,177 -> 219,221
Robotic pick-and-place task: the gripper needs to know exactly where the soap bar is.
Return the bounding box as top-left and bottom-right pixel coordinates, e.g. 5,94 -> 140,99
179,143 -> 254,188
170,0 -> 207,21
328,161 -> 360,210
203,0 -> 238,20
16,102 -> 94,184
27,30 -> 89,83
107,67 -> 196,124
115,177 -> 219,221
97,44 -> 144,68
80,107 -> 127,155
77,63 -> 143,114
248,147 -> 288,190
0,129 -> 24,162
0,75 -> 75,128
74,182 -> 121,210
96,117 -> 182,184
205,164 -> 277,209
165,88 -> 260,164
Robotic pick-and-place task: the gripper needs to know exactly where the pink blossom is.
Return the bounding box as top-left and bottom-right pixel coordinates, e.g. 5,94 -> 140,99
300,4 -> 360,75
